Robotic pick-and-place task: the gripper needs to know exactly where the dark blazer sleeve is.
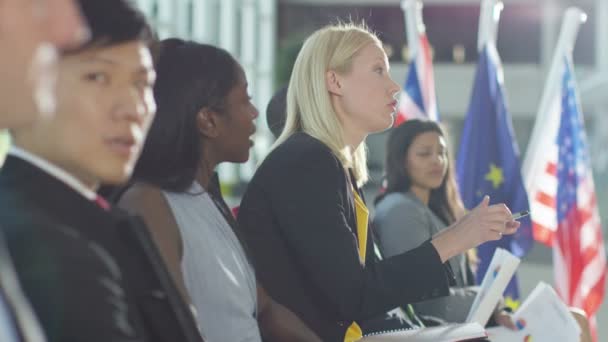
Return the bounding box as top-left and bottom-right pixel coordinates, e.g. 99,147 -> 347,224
8,223 -> 139,342
265,142 -> 449,321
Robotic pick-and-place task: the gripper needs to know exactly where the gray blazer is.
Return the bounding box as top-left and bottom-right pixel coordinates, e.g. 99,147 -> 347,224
373,192 -> 477,323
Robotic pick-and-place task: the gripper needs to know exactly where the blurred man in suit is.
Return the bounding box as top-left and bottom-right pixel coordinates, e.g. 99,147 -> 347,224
1,0 -> 202,341
0,1 -> 87,341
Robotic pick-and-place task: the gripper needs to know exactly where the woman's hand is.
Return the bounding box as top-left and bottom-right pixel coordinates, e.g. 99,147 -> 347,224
492,297 -> 518,330
431,196 -> 520,263
493,309 -> 518,330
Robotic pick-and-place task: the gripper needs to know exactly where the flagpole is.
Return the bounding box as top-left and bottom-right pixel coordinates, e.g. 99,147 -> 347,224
477,0 -> 504,52
401,0 -> 424,60
522,7 -> 587,188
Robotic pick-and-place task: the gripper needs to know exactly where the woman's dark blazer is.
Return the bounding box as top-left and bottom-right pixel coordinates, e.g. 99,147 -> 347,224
237,132 -> 450,341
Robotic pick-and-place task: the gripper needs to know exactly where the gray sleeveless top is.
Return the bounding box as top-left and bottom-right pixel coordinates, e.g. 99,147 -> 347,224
162,181 -> 261,342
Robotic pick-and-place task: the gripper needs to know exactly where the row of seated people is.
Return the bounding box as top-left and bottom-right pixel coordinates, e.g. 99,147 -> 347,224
107,24 -> 520,341
0,0 -> 590,341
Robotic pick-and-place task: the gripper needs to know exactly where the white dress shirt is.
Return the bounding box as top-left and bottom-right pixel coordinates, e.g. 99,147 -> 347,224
8,145 -> 97,201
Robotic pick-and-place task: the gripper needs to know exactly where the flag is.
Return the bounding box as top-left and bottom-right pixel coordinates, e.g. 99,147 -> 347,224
521,90 -> 561,246
554,57 -> 606,341
395,34 -> 439,125
456,44 -> 533,308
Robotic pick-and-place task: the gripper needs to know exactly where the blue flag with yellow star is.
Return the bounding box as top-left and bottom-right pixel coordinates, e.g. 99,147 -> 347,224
456,45 -> 533,308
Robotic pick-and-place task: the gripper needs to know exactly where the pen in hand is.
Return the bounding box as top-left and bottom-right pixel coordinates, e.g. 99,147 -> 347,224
512,210 -> 530,220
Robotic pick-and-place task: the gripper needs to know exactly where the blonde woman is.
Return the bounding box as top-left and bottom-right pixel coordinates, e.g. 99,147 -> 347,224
237,22 -> 520,342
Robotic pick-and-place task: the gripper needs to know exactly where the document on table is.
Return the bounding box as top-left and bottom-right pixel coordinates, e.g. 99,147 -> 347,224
486,282 -> 580,342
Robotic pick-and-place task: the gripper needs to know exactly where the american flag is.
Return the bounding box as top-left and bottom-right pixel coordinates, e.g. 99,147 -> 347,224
395,34 -> 439,125
554,57 -> 606,341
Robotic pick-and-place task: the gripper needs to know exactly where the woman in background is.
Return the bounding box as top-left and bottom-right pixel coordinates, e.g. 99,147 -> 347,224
373,119 -> 515,328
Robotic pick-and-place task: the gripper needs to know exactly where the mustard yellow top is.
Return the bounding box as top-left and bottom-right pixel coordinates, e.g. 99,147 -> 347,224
344,190 -> 369,342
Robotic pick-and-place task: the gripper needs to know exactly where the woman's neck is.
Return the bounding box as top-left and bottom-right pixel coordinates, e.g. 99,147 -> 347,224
196,146 -> 219,189
344,134 -> 365,152
331,97 -> 367,150
409,185 -> 431,206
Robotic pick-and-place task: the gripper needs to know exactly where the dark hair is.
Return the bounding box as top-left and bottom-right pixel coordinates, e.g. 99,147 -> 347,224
376,119 -> 463,225
266,86 -> 287,138
132,38 -> 241,192
64,0 -> 154,54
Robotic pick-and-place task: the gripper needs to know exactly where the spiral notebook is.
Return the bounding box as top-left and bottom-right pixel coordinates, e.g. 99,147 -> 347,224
359,322 -> 487,341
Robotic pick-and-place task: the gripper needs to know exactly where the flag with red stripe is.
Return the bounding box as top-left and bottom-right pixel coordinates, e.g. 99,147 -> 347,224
395,34 -> 439,125
523,80 -> 562,246
554,57 -> 606,341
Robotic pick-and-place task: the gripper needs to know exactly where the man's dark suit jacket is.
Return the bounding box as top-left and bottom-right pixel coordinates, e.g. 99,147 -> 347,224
237,132 -> 451,341
0,156 -> 203,342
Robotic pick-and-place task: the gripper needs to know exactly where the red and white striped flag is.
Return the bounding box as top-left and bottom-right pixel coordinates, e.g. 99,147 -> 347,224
524,56 -> 606,341
522,98 -> 560,246
395,34 -> 439,125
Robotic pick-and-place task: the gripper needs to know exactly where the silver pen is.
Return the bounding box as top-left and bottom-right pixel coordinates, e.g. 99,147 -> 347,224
512,210 -> 530,220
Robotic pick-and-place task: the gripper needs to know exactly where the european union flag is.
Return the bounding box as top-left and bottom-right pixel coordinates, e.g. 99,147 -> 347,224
456,45 -> 533,307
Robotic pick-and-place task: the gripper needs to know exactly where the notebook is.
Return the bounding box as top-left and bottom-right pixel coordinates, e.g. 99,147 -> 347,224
359,322 -> 487,341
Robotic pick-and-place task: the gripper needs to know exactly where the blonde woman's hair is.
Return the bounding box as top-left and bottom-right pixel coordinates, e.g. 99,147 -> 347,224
272,22 -> 382,187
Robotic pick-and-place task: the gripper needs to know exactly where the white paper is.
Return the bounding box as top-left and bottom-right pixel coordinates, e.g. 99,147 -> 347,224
360,322 -> 487,342
486,282 -> 580,342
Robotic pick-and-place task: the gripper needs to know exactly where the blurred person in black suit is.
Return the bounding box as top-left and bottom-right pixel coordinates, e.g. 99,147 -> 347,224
0,1 -> 203,341
0,0 -> 86,341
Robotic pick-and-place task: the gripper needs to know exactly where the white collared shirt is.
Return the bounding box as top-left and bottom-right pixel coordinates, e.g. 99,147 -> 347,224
8,145 -> 97,201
